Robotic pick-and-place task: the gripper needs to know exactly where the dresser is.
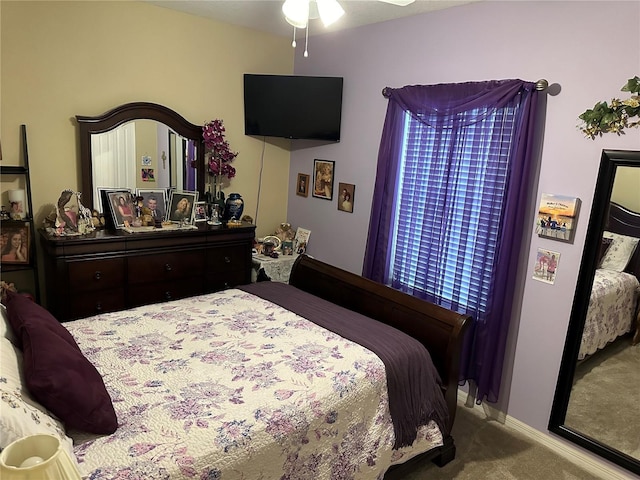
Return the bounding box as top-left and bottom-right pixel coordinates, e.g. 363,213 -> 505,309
39,223 -> 256,322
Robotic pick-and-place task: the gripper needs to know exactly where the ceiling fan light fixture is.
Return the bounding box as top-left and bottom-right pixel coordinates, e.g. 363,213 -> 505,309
316,0 -> 344,27
282,0 -> 309,28
378,0 -> 416,5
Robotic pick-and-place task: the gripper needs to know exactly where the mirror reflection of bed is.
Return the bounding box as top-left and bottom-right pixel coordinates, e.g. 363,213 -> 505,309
565,200 -> 640,459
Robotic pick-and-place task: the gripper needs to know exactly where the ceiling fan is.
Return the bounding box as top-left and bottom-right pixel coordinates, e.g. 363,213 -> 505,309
282,0 -> 415,57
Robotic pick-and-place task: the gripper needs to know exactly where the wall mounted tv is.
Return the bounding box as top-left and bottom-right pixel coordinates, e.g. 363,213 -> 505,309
244,74 -> 343,142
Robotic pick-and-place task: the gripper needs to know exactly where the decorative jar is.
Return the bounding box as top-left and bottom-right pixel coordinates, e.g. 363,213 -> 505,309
224,193 -> 244,222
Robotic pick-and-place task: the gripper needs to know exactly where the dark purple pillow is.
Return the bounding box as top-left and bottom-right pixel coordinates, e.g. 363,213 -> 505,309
5,291 -> 117,434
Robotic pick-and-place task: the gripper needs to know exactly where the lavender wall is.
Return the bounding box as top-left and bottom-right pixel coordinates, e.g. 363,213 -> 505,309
287,0 -> 640,472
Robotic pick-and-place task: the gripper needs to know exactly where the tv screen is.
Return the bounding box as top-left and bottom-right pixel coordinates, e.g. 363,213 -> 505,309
244,74 -> 343,142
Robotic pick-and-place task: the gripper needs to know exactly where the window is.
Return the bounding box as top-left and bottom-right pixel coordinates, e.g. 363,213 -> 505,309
388,103 -> 520,320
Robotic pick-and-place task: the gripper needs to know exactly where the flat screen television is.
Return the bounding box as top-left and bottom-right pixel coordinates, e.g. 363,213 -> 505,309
244,74 -> 343,142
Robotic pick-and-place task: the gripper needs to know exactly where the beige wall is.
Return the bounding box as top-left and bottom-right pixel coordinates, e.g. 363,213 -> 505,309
612,166 -> 640,212
1,0 -> 293,239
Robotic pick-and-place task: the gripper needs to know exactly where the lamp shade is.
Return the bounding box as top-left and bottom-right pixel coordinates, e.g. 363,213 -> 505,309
282,0 -> 309,28
0,434 -> 81,480
316,0 -> 344,26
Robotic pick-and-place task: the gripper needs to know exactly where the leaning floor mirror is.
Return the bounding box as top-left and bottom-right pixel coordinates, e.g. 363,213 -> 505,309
549,149 -> 640,475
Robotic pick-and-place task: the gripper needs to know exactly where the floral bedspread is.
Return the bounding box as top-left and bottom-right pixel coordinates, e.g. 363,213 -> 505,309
580,269 -> 639,359
65,288 -> 443,480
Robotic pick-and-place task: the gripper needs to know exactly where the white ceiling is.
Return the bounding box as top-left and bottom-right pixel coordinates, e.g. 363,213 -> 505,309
146,0 -> 478,38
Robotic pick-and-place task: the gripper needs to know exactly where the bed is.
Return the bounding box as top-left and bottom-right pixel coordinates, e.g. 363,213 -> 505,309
1,255 -> 471,479
579,202 -> 640,360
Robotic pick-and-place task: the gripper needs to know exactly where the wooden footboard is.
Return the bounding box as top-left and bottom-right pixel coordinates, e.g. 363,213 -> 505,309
288,255 -> 471,437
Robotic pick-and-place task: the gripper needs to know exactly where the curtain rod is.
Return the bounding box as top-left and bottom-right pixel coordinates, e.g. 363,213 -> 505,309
382,79 -> 551,98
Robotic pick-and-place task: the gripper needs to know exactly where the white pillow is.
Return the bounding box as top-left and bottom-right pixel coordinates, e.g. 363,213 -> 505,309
1,302 -> 18,346
0,337 -> 78,466
600,231 -> 640,272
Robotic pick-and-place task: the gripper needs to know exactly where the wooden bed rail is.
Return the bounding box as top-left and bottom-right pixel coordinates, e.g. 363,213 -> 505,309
288,254 -> 471,434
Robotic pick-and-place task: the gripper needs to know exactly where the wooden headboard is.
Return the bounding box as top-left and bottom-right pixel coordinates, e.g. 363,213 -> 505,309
607,202 -> 640,280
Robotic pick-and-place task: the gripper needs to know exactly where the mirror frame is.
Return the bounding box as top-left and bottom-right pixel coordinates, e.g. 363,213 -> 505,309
549,149 -> 640,475
76,102 -> 205,209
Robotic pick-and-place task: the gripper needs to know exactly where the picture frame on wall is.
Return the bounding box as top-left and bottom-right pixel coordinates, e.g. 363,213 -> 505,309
312,159 -> 335,200
297,173 -> 310,197
535,193 -> 581,243
136,189 -> 167,222
0,221 -> 30,265
532,248 -> 561,285
337,182 -> 355,213
167,190 -> 198,224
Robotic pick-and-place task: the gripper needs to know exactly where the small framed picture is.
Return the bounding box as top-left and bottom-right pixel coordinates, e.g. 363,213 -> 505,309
337,182 -> 355,213
106,191 -> 136,229
532,248 -> 560,285
141,155 -> 152,166
0,222 -> 30,265
297,173 -> 310,197
136,189 -> 167,222
194,201 -> 208,222
535,193 -> 581,244
281,240 -> 294,255
294,227 -> 311,254
141,168 -> 155,182
312,159 -> 335,200
167,190 -> 198,224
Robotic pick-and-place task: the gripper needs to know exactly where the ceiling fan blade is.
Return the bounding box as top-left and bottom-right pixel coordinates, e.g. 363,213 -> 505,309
378,0 -> 416,5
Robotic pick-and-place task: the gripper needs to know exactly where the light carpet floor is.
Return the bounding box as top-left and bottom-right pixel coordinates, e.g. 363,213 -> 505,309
400,406 -> 605,480
567,338 -> 640,459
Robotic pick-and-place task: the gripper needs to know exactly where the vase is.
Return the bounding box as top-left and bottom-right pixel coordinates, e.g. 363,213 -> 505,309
224,193 -> 244,222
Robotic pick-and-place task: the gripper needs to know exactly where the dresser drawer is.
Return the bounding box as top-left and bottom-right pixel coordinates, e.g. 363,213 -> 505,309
68,288 -> 126,320
207,245 -> 249,273
128,250 -> 205,285
68,258 -> 125,292
128,278 -> 204,307
206,269 -> 249,292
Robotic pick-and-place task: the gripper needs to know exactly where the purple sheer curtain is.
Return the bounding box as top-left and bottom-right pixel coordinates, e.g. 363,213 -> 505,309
185,139 -> 197,191
363,80 -> 541,403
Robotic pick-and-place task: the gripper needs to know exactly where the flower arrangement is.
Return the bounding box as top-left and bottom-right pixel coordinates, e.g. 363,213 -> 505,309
578,76 -> 640,139
202,119 -> 238,179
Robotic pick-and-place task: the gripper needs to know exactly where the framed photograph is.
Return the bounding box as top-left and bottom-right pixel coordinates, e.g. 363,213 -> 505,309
532,248 -> 560,285
281,240 -> 294,255
106,190 -> 136,229
296,173 -> 310,197
337,182 -> 355,213
141,168 -> 155,182
194,201 -> 208,222
136,189 -> 167,222
535,193 -> 581,243
0,222 -> 30,265
312,159 -> 335,200
167,190 -> 198,224
294,227 -> 311,254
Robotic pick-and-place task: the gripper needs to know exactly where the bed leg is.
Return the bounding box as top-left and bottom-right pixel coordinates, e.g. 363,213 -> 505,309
433,435 -> 456,467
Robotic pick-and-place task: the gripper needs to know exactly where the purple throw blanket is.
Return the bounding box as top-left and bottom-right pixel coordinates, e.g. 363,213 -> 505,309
239,282 -> 449,448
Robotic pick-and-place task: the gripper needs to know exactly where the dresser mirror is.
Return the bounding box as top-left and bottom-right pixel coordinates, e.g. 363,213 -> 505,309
549,149 -> 640,475
77,102 -> 205,211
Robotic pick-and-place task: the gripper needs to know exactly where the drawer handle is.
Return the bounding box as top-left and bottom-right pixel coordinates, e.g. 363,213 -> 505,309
165,264 -> 172,272
224,256 -> 231,264
95,302 -> 102,312
165,291 -> 172,300
94,271 -> 102,280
